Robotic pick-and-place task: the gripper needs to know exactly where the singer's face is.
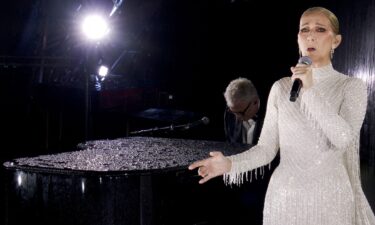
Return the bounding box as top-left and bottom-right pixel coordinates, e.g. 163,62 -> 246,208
297,12 -> 341,67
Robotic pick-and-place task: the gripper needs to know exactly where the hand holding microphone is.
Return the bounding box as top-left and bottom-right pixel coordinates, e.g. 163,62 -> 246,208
289,56 -> 313,102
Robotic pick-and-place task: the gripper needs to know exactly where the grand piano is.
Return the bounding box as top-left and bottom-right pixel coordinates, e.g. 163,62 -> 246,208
3,137 -> 252,225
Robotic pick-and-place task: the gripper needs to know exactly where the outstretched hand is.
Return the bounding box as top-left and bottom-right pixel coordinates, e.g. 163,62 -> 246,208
188,151 -> 232,184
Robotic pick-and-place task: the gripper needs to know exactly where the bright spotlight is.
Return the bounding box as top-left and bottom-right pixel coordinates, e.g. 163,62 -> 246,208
82,15 -> 109,40
98,65 -> 109,77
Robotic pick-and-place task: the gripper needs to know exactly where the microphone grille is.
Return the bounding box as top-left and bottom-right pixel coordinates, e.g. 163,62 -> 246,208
201,117 -> 210,125
298,56 -> 312,65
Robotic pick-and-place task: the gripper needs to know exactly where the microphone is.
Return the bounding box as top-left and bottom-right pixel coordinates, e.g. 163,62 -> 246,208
290,56 -> 312,102
180,117 -> 210,130
129,125 -> 173,135
129,117 -> 210,135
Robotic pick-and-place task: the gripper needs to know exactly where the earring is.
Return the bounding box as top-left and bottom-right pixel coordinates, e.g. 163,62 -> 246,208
330,48 -> 335,59
299,49 -> 302,58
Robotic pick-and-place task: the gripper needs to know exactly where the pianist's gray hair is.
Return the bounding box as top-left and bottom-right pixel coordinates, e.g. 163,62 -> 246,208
224,77 -> 258,108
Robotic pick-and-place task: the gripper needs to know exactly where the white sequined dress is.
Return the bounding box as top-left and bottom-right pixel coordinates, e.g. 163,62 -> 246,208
224,64 -> 375,225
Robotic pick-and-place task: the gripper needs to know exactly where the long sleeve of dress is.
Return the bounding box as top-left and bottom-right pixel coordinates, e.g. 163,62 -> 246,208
300,77 -> 367,150
224,81 -> 280,185
299,75 -> 375,225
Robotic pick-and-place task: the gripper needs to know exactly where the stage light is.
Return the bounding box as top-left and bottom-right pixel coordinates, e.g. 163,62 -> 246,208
98,65 -> 109,77
82,15 -> 109,40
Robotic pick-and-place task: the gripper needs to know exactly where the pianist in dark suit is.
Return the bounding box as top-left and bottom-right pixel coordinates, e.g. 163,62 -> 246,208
224,77 -> 262,145
220,77 -> 267,225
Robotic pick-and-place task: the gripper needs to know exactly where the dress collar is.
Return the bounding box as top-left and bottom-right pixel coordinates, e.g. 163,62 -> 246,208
312,63 -> 335,77
312,63 -> 335,82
